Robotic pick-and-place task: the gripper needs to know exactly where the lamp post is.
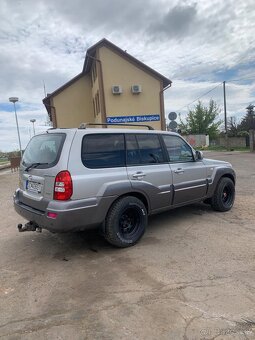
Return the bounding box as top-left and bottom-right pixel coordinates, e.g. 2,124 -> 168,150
30,119 -> 36,135
9,97 -> 22,158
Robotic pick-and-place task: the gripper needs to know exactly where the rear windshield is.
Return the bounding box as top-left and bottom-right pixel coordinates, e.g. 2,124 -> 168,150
22,133 -> 65,168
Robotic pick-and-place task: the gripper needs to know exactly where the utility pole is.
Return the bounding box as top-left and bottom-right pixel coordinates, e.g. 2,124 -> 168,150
9,97 -> 22,158
223,81 -> 228,149
223,81 -> 227,133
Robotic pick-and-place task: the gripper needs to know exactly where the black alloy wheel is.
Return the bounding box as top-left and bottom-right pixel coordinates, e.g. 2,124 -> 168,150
211,177 -> 235,212
104,196 -> 147,247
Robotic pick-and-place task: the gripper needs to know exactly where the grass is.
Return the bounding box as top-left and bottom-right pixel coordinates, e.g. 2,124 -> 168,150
0,159 -> 10,166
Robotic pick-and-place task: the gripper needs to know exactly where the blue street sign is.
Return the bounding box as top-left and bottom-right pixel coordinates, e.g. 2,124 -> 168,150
106,115 -> 160,124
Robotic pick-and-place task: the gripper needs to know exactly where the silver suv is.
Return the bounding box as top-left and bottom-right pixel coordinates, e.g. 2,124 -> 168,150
14,125 -> 236,247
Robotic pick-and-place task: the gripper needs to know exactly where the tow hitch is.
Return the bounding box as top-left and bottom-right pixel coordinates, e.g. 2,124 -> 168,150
17,222 -> 42,233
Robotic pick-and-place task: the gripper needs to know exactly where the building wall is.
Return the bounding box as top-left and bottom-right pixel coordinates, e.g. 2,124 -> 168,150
98,46 -> 162,130
52,76 -> 93,128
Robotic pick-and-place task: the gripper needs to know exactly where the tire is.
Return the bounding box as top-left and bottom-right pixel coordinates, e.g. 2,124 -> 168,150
211,177 -> 235,212
104,196 -> 147,248
203,198 -> 212,205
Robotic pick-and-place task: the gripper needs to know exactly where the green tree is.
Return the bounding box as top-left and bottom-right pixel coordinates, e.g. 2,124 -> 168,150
237,105 -> 255,132
179,100 -> 222,138
227,117 -> 239,137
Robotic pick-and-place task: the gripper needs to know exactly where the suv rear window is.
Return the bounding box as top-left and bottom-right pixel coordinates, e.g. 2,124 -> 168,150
82,134 -> 125,168
22,133 -> 65,168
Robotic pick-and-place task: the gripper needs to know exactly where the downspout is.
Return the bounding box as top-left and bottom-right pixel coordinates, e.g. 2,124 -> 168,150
44,102 -> 57,128
86,53 -> 107,126
160,83 -> 172,131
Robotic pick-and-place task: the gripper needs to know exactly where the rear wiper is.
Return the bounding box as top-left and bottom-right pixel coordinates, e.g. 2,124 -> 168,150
24,162 -> 49,172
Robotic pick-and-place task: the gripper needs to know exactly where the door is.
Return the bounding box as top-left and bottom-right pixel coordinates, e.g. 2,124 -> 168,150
162,135 -> 207,205
126,133 -> 173,211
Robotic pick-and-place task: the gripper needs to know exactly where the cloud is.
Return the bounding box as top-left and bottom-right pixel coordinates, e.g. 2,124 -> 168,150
48,0 -> 156,35
0,0 -> 255,151
148,4 -> 198,39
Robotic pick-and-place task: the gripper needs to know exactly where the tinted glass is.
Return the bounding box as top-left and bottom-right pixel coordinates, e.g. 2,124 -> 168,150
163,135 -> 193,162
126,134 -> 140,165
22,133 -> 65,168
82,134 -> 125,168
126,134 -> 164,165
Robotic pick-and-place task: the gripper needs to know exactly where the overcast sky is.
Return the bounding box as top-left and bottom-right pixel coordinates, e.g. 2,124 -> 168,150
0,0 -> 255,151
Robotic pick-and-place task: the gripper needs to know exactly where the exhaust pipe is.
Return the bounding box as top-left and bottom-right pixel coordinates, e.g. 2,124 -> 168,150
17,222 -> 42,233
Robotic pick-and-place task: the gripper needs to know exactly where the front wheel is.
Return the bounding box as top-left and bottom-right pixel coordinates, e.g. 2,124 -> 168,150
104,196 -> 147,248
211,177 -> 235,212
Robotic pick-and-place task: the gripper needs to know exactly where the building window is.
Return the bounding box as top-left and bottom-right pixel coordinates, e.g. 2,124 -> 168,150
95,91 -> 100,115
93,98 -> 96,118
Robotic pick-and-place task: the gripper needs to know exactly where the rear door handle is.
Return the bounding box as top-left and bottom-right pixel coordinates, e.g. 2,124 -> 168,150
174,168 -> 184,174
132,172 -> 146,179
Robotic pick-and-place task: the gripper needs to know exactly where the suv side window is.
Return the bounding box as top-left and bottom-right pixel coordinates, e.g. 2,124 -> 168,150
82,134 -> 125,168
126,134 -> 164,165
162,135 -> 194,163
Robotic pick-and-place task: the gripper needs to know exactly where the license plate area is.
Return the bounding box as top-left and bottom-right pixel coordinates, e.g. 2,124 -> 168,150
26,180 -> 42,193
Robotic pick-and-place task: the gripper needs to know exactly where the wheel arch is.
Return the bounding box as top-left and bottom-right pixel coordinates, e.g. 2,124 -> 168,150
121,192 -> 149,213
110,191 -> 149,214
220,173 -> 235,185
207,168 -> 236,198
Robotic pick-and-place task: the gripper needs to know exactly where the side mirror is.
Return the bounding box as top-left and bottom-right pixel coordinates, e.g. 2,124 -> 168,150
195,150 -> 204,160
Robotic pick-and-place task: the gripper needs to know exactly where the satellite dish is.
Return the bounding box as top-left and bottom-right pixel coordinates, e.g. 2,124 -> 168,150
168,112 -> 177,121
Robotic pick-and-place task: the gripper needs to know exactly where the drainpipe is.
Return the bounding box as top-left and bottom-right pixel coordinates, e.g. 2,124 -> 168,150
44,103 -> 57,128
160,83 -> 172,131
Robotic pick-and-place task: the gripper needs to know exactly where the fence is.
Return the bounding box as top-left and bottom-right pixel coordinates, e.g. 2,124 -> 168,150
211,137 -> 247,148
10,157 -> 21,172
182,134 -> 209,147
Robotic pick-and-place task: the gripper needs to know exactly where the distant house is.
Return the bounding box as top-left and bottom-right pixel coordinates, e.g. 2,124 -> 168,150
43,38 -> 172,130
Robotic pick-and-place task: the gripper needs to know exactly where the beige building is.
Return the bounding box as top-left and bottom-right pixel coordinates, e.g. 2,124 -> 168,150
43,39 -> 172,130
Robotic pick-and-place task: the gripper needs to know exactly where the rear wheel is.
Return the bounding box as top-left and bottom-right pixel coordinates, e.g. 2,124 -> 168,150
104,196 -> 147,248
211,177 -> 235,212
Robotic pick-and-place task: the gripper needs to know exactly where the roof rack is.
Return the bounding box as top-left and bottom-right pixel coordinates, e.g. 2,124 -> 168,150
78,122 -> 154,130
46,128 -> 56,133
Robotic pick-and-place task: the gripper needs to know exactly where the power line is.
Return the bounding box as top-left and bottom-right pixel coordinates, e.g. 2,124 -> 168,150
176,82 -> 222,112
175,77 -> 254,115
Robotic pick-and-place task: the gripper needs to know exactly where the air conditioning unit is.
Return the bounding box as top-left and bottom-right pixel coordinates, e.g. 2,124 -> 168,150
112,85 -> 122,95
131,85 -> 142,94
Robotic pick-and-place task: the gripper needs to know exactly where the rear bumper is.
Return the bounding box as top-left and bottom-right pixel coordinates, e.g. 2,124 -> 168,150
14,189 -> 115,232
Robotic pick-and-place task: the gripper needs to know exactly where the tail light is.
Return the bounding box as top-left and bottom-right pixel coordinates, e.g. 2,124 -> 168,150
54,171 -> 73,200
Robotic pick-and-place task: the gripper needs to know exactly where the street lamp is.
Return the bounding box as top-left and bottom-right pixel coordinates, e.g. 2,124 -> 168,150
30,119 -> 36,135
9,97 -> 22,158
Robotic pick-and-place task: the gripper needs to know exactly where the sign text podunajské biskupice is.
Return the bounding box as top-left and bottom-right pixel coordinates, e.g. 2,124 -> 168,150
106,115 -> 160,124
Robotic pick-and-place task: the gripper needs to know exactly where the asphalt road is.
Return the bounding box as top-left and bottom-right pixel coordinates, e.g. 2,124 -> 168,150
0,152 -> 255,339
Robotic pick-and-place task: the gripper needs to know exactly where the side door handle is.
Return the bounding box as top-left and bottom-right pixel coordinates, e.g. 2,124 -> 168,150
132,172 -> 146,179
174,168 -> 184,174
